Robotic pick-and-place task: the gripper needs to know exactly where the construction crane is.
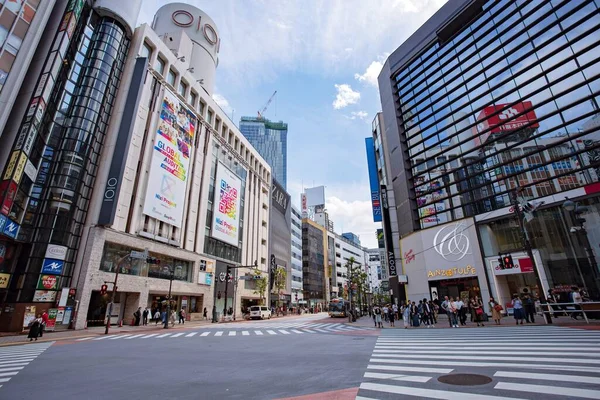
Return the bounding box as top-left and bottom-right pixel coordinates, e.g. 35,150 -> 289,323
257,90 -> 277,119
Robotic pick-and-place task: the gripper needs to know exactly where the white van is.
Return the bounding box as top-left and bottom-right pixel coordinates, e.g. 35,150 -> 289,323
249,306 -> 271,320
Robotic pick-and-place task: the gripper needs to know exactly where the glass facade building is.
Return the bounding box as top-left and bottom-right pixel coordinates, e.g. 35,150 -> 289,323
379,0 -> 600,300
239,116 -> 288,189
302,219 -> 326,307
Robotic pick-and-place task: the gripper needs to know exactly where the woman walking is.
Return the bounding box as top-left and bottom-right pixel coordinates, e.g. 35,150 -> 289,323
471,296 -> 485,327
27,315 -> 42,341
402,303 -> 410,329
512,294 -> 525,325
374,305 -> 383,328
489,297 -> 502,325
389,305 -> 395,327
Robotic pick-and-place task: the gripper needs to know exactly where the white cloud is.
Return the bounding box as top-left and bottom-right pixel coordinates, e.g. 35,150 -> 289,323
354,60 -> 384,87
326,196 -> 379,249
333,84 -> 360,109
212,93 -> 232,114
348,111 -> 368,120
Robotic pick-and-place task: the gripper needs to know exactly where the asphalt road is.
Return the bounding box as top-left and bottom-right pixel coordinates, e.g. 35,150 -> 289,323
1,319 -> 375,400
2,318 -> 600,400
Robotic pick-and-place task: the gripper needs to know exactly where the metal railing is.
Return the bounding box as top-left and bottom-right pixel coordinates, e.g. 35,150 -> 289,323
539,301 -> 600,324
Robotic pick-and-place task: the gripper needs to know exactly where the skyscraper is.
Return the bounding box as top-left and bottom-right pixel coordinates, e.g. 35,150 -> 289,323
240,116 -> 288,189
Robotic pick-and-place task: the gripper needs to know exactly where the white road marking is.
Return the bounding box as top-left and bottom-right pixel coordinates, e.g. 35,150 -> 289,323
360,382 -> 523,399
495,382 -> 600,399
291,329 -> 304,334
141,334 -> 159,339
278,330 -> 290,335
242,331 -> 249,336
214,331 -> 223,337
76,337 -> 93,341
200,332 -> 210,337
367,364 -> 453,374
155,333 -> 172,338
228,331 -> 236,336
494,371 -> 600,385
255,331 -> 264,335
185,332 -> 198,337
363,372 -> 431,382
267,330 -> 277,335
170,333 -> 185,338
124,334 -> 145,340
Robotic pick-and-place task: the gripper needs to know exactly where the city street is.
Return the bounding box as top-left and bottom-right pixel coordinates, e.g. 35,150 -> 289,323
1,314 -> 599,399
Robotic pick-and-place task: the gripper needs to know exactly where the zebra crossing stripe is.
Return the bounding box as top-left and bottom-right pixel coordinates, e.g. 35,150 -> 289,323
214,331 -> 223,337
255,331 -> 263,335
141,334 -> 159,339
367,365 -> 454,374
278,330 -> 290,335
200,332 -> 210,337
124,334 -> 145,339
266,330 -> 277,335
92,336 -> 110,340
494,371 -> 600,385
301,329 -> 315,333
155,333 -> 171,338
228,331 -> 236,336
363,372 -> 432,383
291,329 -> 304,334
186,332 -> 198,337
0,372 -> 19,377
372,353 -> 600,365
107,334 -> 130,340
0,359 -> 33,365
0,367 -> 25,373
242,331 -> 249,336
373,349 -> 600,357
494,382 -> 600,399
360,382 -> 521,400
76,337 -> 93,341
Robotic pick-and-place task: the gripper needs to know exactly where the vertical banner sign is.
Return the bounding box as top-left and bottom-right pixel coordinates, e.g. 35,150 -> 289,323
143,89 -> 196,227
211,162 -> 242,246
380,185 -> 398,276
365,138 -> 382,222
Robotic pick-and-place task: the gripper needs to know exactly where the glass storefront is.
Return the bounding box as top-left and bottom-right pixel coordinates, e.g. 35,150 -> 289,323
478,196 -> 600,300
100,242 -> 193,282
429,277 -> 482,303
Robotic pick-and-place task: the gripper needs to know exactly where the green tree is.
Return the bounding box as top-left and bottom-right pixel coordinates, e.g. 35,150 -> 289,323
272,267 -> 287,307
253,271 -> 268,305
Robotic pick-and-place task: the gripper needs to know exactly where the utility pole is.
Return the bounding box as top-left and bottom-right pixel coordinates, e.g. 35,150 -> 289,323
105,254 -> 130,335
222,261 -> 258,321
512,187 -> 552,324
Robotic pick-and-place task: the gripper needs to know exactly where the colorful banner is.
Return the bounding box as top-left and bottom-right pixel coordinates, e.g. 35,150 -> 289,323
46,308 -> 58,331
33,290 -> 58,302
37,274 -> 59,290
365,137 -> 382,222
0,273 -> 10,289
23,306 -> 36,328
211,162 -> 242,246
143,89 -> 195,228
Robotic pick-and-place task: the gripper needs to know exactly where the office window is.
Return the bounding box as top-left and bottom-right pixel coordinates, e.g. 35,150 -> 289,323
189,91 -> 197,107
140,41 -> 152,59
178,80 -> 187,97
155,56 -> 165,75
167,68 -> 175,86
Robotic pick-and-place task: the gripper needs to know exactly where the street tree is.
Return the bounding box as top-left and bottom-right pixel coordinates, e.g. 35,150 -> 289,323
272,267 -> 287,308
253,271 -> 268,305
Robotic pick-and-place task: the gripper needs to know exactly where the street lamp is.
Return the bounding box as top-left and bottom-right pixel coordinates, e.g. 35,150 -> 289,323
163,265 -> 182,329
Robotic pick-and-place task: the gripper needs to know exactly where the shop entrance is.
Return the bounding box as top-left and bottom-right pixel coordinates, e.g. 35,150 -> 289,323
429,277 -> 482,303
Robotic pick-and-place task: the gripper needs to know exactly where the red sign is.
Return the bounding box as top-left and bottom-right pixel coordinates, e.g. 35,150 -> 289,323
42,275 -> 57,289
0,180 -> 17,215
474,101 -> 539,146
519,257 -> 534,273
404,249 -> 415,264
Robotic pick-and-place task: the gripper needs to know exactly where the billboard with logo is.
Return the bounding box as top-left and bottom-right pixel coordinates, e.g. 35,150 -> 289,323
474,101 -> 539,146
143,89 -> 195,228
365,138 -> 382,222
211,162 -> 242,247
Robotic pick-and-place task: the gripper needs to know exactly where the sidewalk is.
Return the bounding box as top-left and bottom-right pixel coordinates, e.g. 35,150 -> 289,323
0,312 -> 329,346
345,314 -> 600,329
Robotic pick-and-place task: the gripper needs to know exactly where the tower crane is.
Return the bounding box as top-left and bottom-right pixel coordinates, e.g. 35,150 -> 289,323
257,90 -> 277,119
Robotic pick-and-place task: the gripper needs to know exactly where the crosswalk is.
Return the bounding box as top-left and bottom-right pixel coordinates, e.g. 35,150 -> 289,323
357,326 -> 600,400
76,322 -> 370,342
0,342 -> 53,390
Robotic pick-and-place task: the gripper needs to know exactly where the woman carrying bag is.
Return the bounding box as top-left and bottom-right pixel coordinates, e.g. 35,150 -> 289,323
489,297 -> 502,325
471,296 -> 485,327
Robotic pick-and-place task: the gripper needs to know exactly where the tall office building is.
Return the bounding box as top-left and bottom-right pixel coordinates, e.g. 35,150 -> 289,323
240,116 -> 288,189
0,1 -> 272,331
290,205 -> 303,305
378,0 -> 600,306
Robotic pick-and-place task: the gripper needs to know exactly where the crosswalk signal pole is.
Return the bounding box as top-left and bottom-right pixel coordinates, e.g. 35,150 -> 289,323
105,254 -> 130,334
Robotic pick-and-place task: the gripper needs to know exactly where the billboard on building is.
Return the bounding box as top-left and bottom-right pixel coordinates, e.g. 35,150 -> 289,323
305,186 -> 325,207
365,137 -> 382,222
474,101 -> 539,146
211,162 -> 242,247
143,89 -> 196,228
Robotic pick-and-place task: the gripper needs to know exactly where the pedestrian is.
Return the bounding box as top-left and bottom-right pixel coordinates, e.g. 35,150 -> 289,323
455,297 -> 465,326
410,301 -> 420,327
423,298 -> 435,328
203,307 -> 208,320
154,310 -> 161,325
179,308 -> 186,324
429,300 -> 438,324
388,305 -> 395,327
512,294 -> 525,325
392,303 -> 399,320
570,287 -> 583,320
374,305 -> 383,328
523,293 -> 535,323
489,297 -> 502,325
134,307 -> 141,326
382,304 -> 389,322
170,310 -> 176,327
402,303 -> 411,329
471,296 -> 485,327
142,308 -> 149,326
441,296 -> 456,328
39,310 -> 49,338
27,315 -> 42,341
547,289 -> 560,318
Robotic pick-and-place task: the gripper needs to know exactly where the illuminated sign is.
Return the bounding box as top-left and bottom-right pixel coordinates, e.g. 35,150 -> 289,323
427,265 -> 476,279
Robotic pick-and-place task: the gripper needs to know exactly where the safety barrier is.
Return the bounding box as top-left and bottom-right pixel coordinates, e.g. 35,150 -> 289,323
539,301 -> 600,324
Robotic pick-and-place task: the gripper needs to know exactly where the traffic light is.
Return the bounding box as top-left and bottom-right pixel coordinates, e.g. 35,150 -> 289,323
146,257 -> 161,265
503,254 -> 514,269
574,204 -> 589,227
253,275 -> 261,280
100,284 -> 108,295
497,255 -> 505,270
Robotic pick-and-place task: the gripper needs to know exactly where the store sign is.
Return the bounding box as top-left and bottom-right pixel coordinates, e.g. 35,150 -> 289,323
45,244 -> 68,261
41,258 -> 64,275
427,265 -> 476,279
0,273 -> 10,289
0,180 -> 17,215
432,222 -> 471,262
46,309 -> 58,331
33,290 -> 58,302
301,193 -> 307,215
143,89 -> 195,228
475,101 -> 539,145
171,9 -> 220,50
211,162 -> 242,247
380,185 -> 398,277
271,179 -> 290,215
2,219 -> 19,239
37,274 -> 59,290
365,137 -> 382,222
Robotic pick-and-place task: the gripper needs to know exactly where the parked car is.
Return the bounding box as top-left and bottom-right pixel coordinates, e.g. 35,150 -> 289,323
249,306 -> 271,320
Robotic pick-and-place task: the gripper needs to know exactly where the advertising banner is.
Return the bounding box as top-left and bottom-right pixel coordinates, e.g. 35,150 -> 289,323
23,306 -> 36,328
46,309 -> 58,331
211,162 -> 242,246
365,138 -> 382,222
0,273 -> 10,289
33,290 -> 58,302
380,185 -> 397,277
37,274 -> 59,290
41,258 -> 64,275
143,89 -> 195,228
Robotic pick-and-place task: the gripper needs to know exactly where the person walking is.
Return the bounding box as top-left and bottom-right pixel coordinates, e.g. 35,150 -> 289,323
179,308 -> 186,324
471,296 -> 485,327
441,296 -> 456,328
142,308 -> 149,326
547,289 -> 560,318
429,300 -> 438,324
523,293 -> 535,323
27,315 -> 42,341
418,300 -> 429,328
489,297 -> 502,325
170,310 -> 176,327
374,305 -> 383,328
570,287 -> 583,320
39,310 -> 49,338
388,305 -> 395,327
392,303 -> 399,321
203,307 -> 208,320
410,301 -> 420,327
154,310 -> 161,325
512,294 -> 525,325
455,297 -> 465,326
382,304 -> 389,323
422,298 -> 435,328
372,306 -> 377,327
402,303 -> 411,329
133,307 -> 141,326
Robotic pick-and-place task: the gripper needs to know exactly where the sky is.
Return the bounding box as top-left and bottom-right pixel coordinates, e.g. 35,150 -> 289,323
138,0 -> 447,248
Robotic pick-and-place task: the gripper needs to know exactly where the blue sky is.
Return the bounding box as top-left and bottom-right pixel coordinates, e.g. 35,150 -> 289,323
138,0 -> 447,248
